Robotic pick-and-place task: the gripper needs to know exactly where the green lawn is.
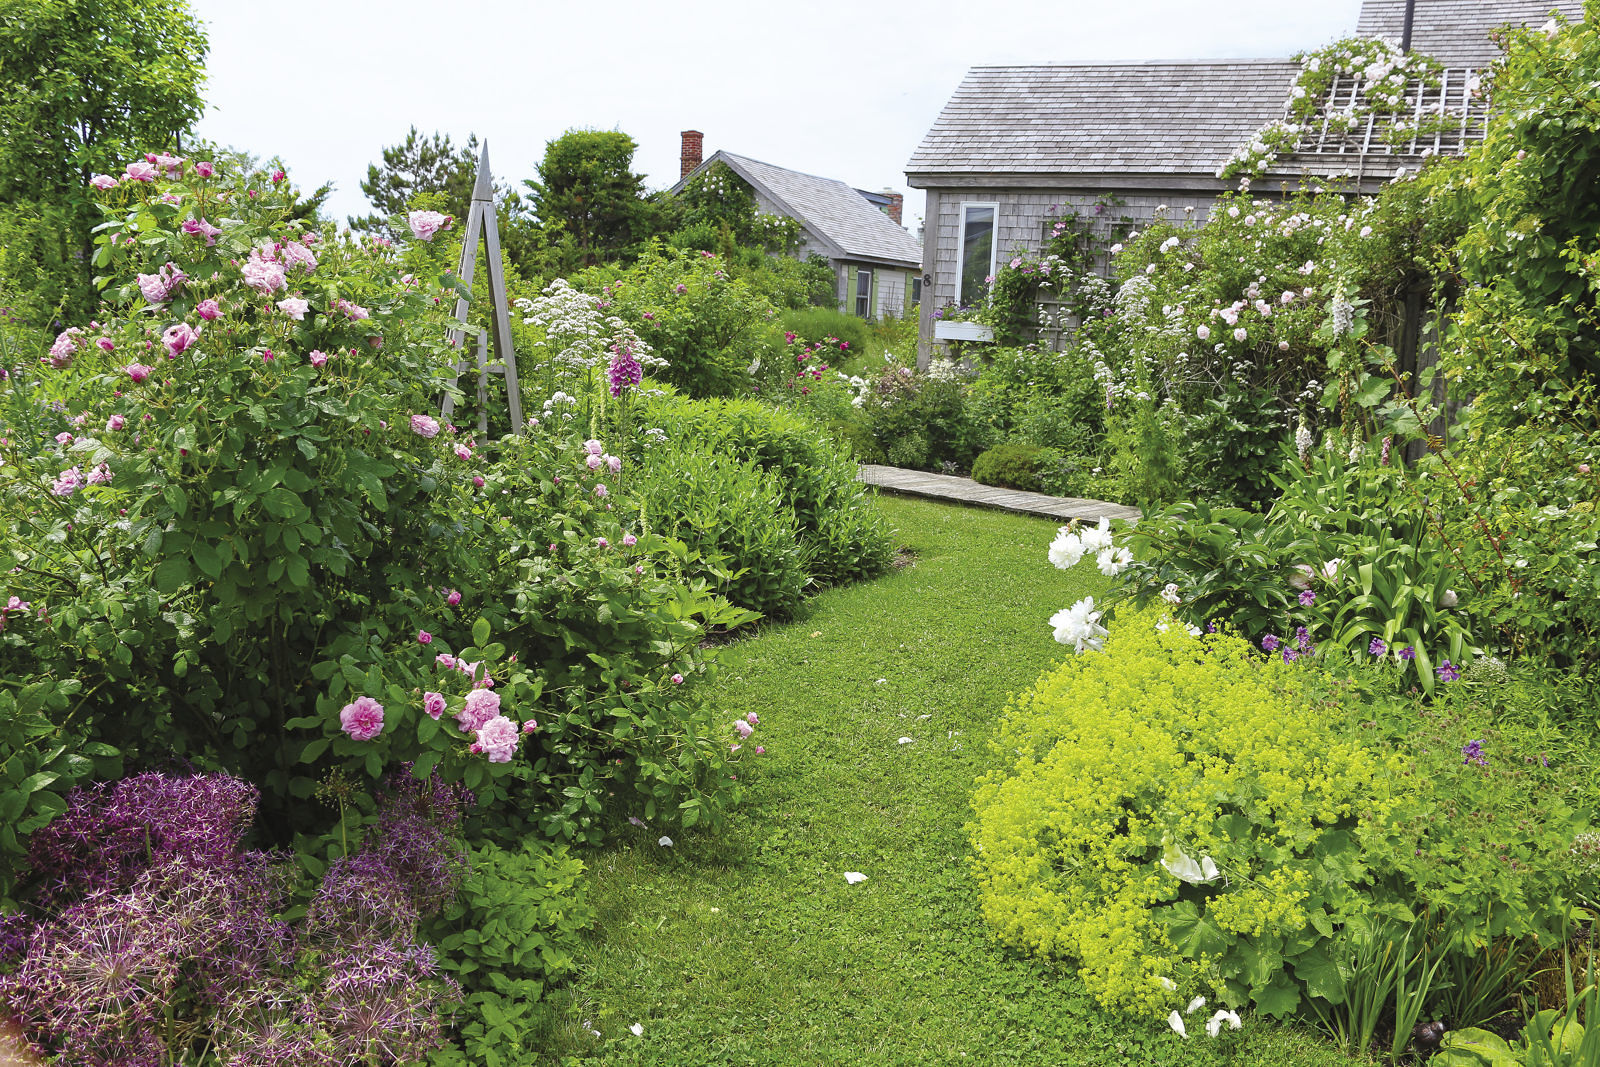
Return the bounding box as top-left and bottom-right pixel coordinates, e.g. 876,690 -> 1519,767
542,495 -> 1354,1066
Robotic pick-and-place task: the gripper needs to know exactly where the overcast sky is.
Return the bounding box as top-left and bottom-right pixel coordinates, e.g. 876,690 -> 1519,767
187,0 -> 1363,232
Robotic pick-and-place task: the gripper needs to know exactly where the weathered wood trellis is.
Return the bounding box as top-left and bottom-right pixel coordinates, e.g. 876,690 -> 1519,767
440,143 -> 523,435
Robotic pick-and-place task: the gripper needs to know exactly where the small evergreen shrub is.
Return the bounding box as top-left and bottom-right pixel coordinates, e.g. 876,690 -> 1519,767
971,442 -> 1048,490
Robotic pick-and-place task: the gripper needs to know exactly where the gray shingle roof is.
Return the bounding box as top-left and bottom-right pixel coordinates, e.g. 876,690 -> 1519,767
678,151 -> 921,268
905,61 -> 1297,182
1357,0 -> 1584,68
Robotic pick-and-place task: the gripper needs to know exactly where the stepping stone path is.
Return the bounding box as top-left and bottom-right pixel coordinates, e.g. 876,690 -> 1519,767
858,464 -> 1141,523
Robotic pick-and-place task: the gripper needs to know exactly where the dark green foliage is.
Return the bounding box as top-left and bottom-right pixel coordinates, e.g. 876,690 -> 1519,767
0,0 -> 208,320
640,394 -> 894,587
351,126 -> 482,232
971,442 -> 1048,490
525,129 -> 666,274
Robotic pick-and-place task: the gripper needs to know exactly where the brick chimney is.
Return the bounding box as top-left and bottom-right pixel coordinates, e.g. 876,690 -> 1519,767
881,190 -> 904,226
680,130 -> 704,180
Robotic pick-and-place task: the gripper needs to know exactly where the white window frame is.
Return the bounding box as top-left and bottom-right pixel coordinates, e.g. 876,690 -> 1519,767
956,201 -> 999,307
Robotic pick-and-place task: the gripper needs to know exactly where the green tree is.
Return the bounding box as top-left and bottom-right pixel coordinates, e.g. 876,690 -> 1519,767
525,129 -> 665,273
0,0 -> 208,320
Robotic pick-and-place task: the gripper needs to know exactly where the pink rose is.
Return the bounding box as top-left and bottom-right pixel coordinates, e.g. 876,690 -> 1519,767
593,483 -> 608,499
55,432 -> 72,445
90,174 -> 118,190
435,652 -> 457,669
411,414 -> 440,438
445,589 -> 462,606
606,454 -> 622,473
471,475 -> 485,488
734,720 -> 753,739
271,169 -> 286,184
49,328 -> 82,368
586,453 -> 603,470
454,444 -> 472,461
195,161 -> 214,178
87,463 -> 113,486
339,695 -> 385,741
475,714 -> 520,762
161,322 -> 199,357
622,533 -> 637,547
1196,325 -> 1211,340
96,337 -> 114,352
458,688 -> 501,733
671,673 -> 684,685
282,242 -> 317,272
181,217 -> 222,245
746,712 -> 759,725
51,467 -> 83,496
417,630 -> 432,644
336,299 -> 369,320
584,439 -> 603,455
124,160 -> 157,182
1233,328 -> 1247,342
106,414 -> 125,432
596,537 -> 609,549
196,298 -> 222,321
276,296 -> 309,320
522,719 -> 539,734
241,255 -> 286,295
407,210 -> 453,242
124,363 -> 154,383
423,691 -> 447,719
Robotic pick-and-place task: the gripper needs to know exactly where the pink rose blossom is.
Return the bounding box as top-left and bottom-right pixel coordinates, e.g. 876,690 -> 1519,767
584,439 -> 603,455
471,475 -> 485,488
309,349 -> 328,368
241,255 -> 286,295
106,414 -> 125,432
454,444 -> 472,461
136,262 -> 185,304
435,652 -> 457,669
195,161 -> 214,178
596,537 -> 609,549
336,299 -> 369,320
734,719 -> 753,739
522,719 -> 539,734
593,483 -> 608,499
339,695 -> 385,741
96,337 -> 115,353
475,714 -> 520,762
86,463 -> 113,486
411,414 -> 440,438
755,746 -> 765,755
276,296 -> 309,320
407,210 -> 453,242
445,589 -> 462,606
271,169 -> 286,184
124,363 -> 154,383
586,453 -> 603,470
746,712 -> 759,725
423,692 -> 447,719
49,328 -> 82,368
458,688 -> 502,732
51,467 -> 84,496
606,454 -> 622,473
282,242 -> 317,272
124,160 -> 157,182
622,533 -> 637,547
1196,325 -> 1210,340
55,432 -> 73,445
417,630 -> 432,644
196,298 -> 222,321
671,673 -> 684,685
1233,328 -> 1247,342
90,174 -> 118,190
181,217 -> 223,246
161,323 -> 199,357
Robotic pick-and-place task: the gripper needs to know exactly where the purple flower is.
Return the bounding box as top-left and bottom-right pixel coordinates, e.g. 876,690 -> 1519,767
1298,588 -> 1316,606
1261,634 -> 1281,652
608,343 -> 642,397
1282,648 -> 1301,663
1436,659 -> 1461,682
1399,645 -> 1416,661
1461,739 -> 1488,766
1295,626 -> 1312,651
1369,636 -> 1388,657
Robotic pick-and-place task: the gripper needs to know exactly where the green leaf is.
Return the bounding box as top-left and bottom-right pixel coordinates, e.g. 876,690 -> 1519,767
300,738 -> 329,763
472,617 -> 491,648
192,541 -> 222,580
153,557 -> 190,594
1249,975 -> 1301,1018
1292,944 -> 1346,1003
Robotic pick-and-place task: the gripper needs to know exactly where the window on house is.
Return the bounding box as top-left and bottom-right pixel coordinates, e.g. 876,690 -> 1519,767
855,269 -> 873,319
911,275 -> 922,307
957,203 -> 998,307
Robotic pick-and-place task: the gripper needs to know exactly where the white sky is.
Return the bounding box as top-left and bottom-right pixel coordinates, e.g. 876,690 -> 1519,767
187,0 -> 1363,233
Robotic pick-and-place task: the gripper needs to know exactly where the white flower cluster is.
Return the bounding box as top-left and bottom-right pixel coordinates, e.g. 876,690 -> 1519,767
515,279 -> 661,375
1046,518 -> 1134,654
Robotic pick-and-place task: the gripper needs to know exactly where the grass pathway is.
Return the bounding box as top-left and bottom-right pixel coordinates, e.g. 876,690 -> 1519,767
543,496 -> 1350,1066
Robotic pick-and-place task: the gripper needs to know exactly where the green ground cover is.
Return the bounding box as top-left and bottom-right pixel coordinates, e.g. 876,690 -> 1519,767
542,495 -> 1350,1065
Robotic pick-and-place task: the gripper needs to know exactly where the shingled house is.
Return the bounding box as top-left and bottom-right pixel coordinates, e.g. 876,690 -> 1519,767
905,0 -> 1582,358
673,133 -> 923,321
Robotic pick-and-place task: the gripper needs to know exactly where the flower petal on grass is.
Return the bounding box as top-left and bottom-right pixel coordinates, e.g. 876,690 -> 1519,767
898,736 -> 914,745
657,836 -> 673,847
843,871 -> 868,884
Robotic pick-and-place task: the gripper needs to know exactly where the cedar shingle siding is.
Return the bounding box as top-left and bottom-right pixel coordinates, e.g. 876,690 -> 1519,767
906,0 -> 1584,358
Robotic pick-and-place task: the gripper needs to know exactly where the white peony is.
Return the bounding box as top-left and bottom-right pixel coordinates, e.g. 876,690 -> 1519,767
1049,597 -> 1108,653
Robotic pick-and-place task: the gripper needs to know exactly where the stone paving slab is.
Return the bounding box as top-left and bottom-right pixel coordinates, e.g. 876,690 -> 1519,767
858,464 -> 1141,523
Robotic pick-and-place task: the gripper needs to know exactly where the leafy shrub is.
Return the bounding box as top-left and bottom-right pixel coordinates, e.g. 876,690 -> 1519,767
631,438 -> 807,619
640,395 -> 893,586
971,609 -> 1591,1024
599,245 -> 781,397
861,363 -> 981,472
427,839 -> 595,1066
971,442 -> 1047,490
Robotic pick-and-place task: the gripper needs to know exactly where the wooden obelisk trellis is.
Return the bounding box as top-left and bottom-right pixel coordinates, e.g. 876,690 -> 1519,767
441,143 -> 523,435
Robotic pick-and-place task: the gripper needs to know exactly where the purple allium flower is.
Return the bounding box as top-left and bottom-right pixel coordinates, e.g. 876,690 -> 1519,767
1399,645 -> 1416,661
1369,636 -> 1387,656
1461,739 -> 1488,766
1436,659 -> 1460,682
1261,634 -> 1281,652
1298,588 -> 1316,606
